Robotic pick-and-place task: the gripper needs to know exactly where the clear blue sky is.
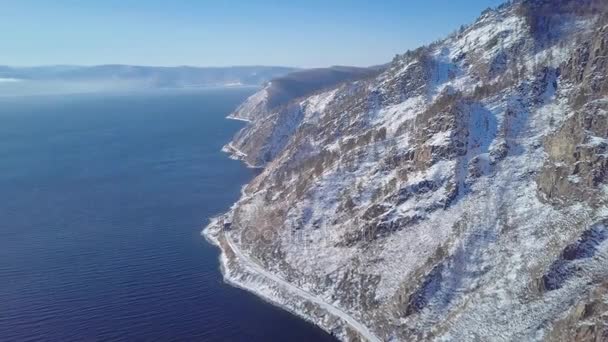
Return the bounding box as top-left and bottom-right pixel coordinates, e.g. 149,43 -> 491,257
0,0 -> 506,68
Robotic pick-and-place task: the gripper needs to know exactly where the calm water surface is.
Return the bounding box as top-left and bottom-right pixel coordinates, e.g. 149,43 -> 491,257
0,88 -> 335,341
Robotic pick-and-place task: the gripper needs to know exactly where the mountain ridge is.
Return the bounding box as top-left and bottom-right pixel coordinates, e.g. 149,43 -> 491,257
205,1 -> 608,340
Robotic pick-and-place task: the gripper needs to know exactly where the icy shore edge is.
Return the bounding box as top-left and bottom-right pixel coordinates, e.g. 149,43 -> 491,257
201,219 -> 362,341
221,115 -> 263,169
200,108 -> 378,341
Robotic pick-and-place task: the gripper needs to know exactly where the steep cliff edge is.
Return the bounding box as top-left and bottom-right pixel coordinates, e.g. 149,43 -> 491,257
224,66 -> 382,167
206,1 -> 608,340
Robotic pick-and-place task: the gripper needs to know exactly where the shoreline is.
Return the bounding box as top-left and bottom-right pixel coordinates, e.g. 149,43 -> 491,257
222,114 -> 264,169
201,220 -> 334,333
202,111 -> 347,336
202,219 -> 376,342
202,108 -> 381,341
221,143 -> 262,169
226,114 -> 252,123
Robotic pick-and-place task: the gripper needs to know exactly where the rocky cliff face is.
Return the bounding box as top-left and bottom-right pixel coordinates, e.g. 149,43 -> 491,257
206,1 -> 608,340
224,66 -> 382,167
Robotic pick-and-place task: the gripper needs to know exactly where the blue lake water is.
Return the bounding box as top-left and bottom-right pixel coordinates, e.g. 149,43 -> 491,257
0,88 -> 335,341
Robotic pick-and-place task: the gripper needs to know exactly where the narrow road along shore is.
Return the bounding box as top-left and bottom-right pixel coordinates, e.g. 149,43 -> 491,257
224,234 -> 382,342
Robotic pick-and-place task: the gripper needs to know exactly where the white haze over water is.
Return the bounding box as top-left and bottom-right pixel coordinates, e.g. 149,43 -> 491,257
0,79 -> 154,97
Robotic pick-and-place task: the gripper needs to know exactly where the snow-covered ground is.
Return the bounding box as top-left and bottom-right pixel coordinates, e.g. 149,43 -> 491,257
206,1 -> 608,340
223,233 -> 381,342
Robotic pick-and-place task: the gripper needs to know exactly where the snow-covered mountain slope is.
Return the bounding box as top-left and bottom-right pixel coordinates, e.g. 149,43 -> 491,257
225,66 -> 383,167
206,1 -> 608,340
229,66 -> 382,121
